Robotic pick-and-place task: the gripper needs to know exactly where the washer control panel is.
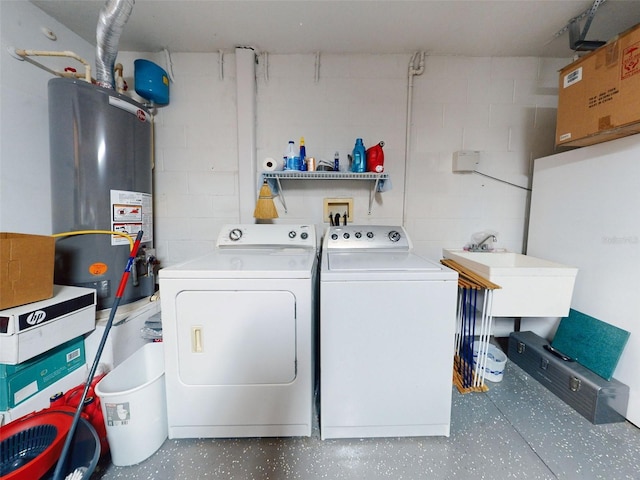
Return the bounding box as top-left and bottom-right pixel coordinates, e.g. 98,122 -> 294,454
216,224 -> 316,248
325,225 -> 411,250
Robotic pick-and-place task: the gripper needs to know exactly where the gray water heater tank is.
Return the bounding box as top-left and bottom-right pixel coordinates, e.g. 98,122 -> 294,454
49,78 -> 156,310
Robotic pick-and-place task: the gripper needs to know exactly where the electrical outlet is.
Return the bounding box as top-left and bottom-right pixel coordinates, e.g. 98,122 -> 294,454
452,150 -> 481,173
324,198 -> 353,223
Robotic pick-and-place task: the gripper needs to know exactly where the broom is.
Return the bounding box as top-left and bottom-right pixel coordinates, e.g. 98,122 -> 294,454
253,180 -> 279,219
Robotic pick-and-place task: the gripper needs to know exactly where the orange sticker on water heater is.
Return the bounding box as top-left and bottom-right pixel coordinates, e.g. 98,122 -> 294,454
89,263 -> 108,276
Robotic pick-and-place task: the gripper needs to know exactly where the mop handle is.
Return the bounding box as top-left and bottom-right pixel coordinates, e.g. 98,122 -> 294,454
53,231 -> 144,480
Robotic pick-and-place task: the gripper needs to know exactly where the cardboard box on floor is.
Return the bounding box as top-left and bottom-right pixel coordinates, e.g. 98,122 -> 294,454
556,23 -> 640,147
0,233 -> 54,310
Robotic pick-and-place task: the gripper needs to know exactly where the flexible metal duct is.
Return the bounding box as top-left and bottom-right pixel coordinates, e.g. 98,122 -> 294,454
95,0 -> 134,89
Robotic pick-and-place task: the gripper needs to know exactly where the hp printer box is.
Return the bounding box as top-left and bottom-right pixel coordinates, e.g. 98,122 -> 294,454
0,285 -> 96,364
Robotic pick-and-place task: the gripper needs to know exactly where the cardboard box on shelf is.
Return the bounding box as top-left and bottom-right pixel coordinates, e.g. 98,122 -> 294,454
556,23 -> 640,147
0,232 -> 55,310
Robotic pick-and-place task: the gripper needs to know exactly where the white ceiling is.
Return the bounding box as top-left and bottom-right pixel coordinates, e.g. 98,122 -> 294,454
30,0 -> 640,58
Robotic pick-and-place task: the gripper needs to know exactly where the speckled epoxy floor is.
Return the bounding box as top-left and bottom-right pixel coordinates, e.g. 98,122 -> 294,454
91,361 -> 640,480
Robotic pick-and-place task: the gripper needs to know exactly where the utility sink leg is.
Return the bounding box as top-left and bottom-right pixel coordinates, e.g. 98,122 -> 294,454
514,317 -> 522,332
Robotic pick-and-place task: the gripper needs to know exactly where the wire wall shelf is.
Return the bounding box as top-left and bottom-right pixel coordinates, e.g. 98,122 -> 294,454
261,172 -> 390,214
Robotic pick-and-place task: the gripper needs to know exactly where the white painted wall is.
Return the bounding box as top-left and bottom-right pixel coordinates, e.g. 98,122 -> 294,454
151,52 -> 569,267
407,56 -> 566,259
0,0 -> 95,234
528,134 -> 640,426
2,2 -> 570,272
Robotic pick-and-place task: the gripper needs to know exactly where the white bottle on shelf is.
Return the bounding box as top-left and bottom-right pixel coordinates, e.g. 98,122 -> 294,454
284,140 -> 296,170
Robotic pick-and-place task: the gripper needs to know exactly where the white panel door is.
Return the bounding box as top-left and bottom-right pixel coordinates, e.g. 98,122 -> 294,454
175,290 -> 296,385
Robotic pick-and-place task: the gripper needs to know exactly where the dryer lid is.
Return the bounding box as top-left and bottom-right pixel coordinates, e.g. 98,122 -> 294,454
159,249 -> 317,279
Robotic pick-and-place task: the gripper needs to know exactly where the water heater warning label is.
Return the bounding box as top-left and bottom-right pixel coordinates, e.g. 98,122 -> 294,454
110,190 -> 153,245
114,205 -> 142,222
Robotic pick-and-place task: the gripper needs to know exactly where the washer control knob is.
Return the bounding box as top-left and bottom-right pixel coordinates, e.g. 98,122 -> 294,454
388,230 -> 402,242
331,233 -> 339,240
229,228 -> 243,241
355,231 -> 362,239
301,232 -> 308,240
288,230 -> 297,238
367,231 -> 375,239
343,232 -> 350,239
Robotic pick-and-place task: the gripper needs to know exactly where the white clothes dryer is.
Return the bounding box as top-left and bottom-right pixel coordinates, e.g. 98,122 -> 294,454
160,224 -> 317,438
319,225 -> 458,439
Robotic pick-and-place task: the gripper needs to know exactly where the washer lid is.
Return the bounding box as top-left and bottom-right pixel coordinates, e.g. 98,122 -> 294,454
323,252 -> 457,281
327,252 -> 443,271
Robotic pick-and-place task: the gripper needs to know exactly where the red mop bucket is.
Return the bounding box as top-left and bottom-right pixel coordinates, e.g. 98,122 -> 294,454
0,406 -> 100,480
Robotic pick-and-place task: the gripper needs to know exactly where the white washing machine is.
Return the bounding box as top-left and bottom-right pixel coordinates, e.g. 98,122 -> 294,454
160,224 -> 317,438
320,225 -> 458,439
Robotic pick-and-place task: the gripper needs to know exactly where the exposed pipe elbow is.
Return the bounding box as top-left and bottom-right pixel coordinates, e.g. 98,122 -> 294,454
409,51 -> 426,77
96,0 -> 135,89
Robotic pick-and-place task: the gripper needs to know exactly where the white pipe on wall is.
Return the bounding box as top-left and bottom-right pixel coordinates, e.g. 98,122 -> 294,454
402,52 -> 426,226
236,47 -> 257,223
219,50 -> 224,80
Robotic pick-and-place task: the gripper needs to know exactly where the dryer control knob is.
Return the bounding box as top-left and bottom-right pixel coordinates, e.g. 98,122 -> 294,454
229,228 -> 243,241
388,230 -> 402,242
289,230 -> 297,238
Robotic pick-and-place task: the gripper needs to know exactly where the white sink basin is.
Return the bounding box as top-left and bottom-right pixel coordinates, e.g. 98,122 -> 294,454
442,249 -> 578,317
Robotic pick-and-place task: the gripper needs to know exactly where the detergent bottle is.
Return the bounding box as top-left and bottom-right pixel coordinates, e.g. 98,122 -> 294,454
366,141 -> 385,173
351,138 -> 366,173
284,140 -> 296,170
299,137 -> 307,171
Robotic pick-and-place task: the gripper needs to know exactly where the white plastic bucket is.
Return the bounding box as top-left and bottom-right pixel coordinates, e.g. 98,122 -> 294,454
95,342 -> 167,466
472,341 -> 507,382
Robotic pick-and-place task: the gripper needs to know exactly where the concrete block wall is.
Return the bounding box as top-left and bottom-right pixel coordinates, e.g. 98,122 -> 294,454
0,1 -> 95,234
148,52 -> 569,265
406,56 -> 568,259
119,52 -> 241,266
1,2 -> 572,271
